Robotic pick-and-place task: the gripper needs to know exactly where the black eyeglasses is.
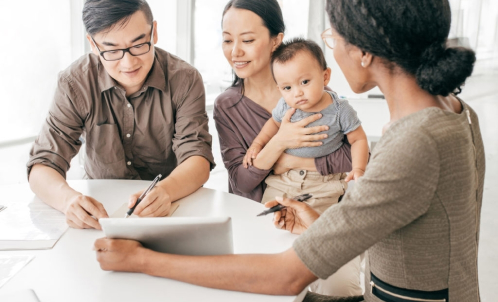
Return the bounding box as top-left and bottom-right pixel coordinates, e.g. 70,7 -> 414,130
91,24 -> 154,61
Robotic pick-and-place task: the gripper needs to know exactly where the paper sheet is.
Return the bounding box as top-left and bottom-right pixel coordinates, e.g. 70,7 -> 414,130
0,199 -> 68,250
0,289 -> 40,302
0,255 -> 35,288
110,202 -> 179,218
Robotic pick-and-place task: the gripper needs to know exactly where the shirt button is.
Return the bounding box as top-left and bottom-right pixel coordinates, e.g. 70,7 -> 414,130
127,161 -> 131,166
126,133 -> 131,138
127,104 -> 131,108
299,170 -> 305,176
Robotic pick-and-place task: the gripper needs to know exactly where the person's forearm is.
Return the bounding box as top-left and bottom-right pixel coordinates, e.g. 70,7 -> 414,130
140,248 -> 315,295
351,139 -> 369,171
157,156 -> 210,202
251,137 -> 286,170
254,119 -> 280,147
29,164 -> 81,214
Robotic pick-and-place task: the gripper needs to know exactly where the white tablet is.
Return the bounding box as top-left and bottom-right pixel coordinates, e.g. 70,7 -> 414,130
100,217 -> 233,256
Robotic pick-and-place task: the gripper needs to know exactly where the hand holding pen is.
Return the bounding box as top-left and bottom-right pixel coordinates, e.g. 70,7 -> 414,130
260,194 -> 320,235
126,174 -> 162,218
256,193 -> 313,216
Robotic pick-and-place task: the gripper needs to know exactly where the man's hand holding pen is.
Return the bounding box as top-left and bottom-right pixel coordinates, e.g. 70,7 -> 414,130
128,175 -> 172,217
264,196 -> 320,235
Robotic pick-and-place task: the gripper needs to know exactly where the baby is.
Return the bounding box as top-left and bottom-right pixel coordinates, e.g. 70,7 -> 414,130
243,36 -> 369,298
244,37 -> 369,213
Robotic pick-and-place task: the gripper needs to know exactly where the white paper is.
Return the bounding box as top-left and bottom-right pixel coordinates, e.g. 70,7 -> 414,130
0,289 -> 40,302
0,198 -> 68,250
0,255 -> 35,288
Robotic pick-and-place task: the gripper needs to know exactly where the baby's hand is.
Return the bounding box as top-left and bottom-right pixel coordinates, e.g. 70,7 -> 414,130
345,168 -> 365,182
243,143 -> 263,168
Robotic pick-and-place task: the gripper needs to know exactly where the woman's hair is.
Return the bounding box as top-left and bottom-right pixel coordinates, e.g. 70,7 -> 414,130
222,0 -> 285,91
326,0 -> 475,96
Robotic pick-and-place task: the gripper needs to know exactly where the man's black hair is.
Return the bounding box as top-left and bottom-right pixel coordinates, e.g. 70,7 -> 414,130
271,38 -> 328,79
83,0 -> 153,36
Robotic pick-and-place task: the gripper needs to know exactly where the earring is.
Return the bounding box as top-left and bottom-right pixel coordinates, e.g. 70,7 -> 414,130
361,61 -> 365,67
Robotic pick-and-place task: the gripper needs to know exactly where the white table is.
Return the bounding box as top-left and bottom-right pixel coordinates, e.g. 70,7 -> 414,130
0,180 -> 305,302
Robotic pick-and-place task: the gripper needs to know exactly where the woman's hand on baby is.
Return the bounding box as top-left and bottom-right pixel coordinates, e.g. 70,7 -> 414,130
345,168 -> 365,182
266,196 -> 320,235
243,143 -> 263,168
274,108 -> 329,150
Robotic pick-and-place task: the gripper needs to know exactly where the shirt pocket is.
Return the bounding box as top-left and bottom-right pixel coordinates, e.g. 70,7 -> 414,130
86,123 -> 125,164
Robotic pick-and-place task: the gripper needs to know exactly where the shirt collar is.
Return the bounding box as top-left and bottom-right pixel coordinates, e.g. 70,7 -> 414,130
98,52 -> 168,94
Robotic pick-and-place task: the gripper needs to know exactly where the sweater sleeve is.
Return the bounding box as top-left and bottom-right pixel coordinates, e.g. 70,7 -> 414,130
213,104 -> 271,194
294,127 -> 440,279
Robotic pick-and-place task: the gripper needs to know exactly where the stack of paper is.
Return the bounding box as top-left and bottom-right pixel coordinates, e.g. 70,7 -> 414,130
0,199 -> 68,250
0,289 -> 40,302
0,255 -> 35,288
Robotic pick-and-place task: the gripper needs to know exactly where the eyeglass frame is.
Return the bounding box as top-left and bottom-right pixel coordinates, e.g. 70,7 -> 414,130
90,24 -> 155,61
321,28 -> 338,49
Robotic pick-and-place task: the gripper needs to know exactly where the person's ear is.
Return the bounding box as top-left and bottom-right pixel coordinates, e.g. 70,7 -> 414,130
152,20 -> 158,44
323,67 -> 332,86
271,32 -> 284,52
360,51 -> 373,68
86,34 -> 99,56
348,45 -> 373,68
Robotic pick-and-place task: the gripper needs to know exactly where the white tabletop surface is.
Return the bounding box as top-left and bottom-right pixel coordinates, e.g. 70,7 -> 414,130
0,180 -> 306,302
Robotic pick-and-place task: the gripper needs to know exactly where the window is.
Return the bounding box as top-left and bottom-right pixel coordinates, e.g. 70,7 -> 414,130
148,0 -> 178,55
0,1 -> 75,143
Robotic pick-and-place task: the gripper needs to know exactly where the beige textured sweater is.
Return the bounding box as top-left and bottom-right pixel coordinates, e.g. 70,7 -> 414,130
294,100 -> 485,301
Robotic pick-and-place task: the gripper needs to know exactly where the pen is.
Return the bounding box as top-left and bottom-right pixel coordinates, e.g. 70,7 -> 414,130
125,174 -> 162,218
256,193 -> 313,216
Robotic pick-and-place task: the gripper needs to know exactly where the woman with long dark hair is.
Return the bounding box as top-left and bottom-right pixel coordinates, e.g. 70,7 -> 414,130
95,0 -> 484,301
213,0 -> 354,203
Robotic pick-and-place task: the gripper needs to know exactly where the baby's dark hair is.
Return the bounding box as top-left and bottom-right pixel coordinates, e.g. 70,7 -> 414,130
326,0 -> 475,96
271,37 -> 328,79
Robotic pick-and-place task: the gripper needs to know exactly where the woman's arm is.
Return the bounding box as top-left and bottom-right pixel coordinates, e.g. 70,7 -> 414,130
95,197 -> 320,295
214,106 -> 272,193
214,106 -> 328,193
252,109 -> 329,170
95,241 -> 316,295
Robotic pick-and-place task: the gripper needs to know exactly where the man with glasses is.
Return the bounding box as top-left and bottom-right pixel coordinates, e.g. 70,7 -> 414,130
27,0 -> 215,229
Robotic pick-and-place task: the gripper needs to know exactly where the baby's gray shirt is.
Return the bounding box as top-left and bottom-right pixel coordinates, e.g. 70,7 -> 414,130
272,91 -> 361,158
